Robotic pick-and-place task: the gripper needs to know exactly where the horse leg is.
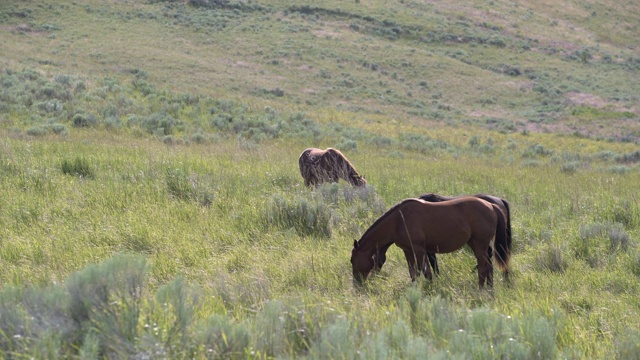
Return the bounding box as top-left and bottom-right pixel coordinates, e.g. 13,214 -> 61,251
403,249 -> 432,281
421,253 -> 433,280
428,253 -> 439,275
402,249 -> 418,281
470,240 -> 493,288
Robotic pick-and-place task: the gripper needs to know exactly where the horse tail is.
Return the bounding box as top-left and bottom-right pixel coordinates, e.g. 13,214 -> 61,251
501,199 -> 513,257
492,204 -> 510,273
298,149 -> 315,187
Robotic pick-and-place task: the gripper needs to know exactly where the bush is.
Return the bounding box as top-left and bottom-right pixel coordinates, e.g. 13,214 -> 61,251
266,194 -> 334,238
561,161 -> 581,173
0,254 -> 218,358
66,254 -> 147,358
395,290 -> 561,358
615,150 -> 640,164
573,221 -> 630,268
26,126 -> 49,137
630,253 -> 640,277
50,123 -> 68,135
0,285 -> 75,358
61,157 -> 94,179
141,111 -> 176,135
336,139 -> 358,152
535,243 -> 569,273
165,168 -> 214,206
72,113 -> 97,128
252,300 -> 288,357
398,133 -> 450,153
522,143 -> 553,158
614,331 -> 640,359
198,315 -> 250,358
607,165 -> 631,174
309,319 -> 355,359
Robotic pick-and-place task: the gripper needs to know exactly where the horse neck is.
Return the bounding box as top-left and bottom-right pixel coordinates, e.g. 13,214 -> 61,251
347,172 -> 360,185
358,213 -> 395,254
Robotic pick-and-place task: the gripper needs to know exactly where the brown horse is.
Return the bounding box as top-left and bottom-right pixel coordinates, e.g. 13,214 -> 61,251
351,197 -> 510,288
298,148 -> 366,187
373,193 -> 512,277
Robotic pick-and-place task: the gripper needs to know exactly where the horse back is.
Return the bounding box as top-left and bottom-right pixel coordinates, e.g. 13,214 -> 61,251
436,196 -> 498,228
403,197 -> 497,252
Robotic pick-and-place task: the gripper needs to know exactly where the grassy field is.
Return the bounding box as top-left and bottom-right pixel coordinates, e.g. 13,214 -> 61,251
1,0 -> 639,358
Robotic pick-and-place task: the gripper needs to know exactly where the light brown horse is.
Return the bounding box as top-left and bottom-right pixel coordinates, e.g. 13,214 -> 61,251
351,197 -> 510,288
298,148 -> 366,187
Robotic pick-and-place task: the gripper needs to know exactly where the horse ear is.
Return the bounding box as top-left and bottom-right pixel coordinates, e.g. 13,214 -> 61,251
353,240 -> 358,249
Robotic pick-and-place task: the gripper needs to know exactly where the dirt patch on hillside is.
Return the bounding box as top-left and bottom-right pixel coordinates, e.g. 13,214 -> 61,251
312,29 -> 341,39
565,92 -> 639,114
565,92 -> 610,108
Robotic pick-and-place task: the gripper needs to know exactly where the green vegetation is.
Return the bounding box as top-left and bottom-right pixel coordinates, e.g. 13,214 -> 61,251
0,0 -> 639,358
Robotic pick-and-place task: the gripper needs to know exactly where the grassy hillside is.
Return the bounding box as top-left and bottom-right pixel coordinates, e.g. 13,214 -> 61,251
1,0 -> 639,140
1,0 -> 639,358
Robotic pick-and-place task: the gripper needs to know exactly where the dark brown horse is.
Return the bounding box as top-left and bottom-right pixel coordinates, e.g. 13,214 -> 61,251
373,193 -> 512,277
351,197 -> 510,288
298,148 -> 366,188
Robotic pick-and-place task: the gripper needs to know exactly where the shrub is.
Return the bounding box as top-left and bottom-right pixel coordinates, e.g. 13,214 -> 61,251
104,116 -> 122,131
50,123 -> 68,135
0,285 -> 75,357
574,222 -> 628,266
600,199 -> 638,228
614,150 -> 640,164
534,243 -> 568,273
72,113 -> 97,128
142,111 -> 176,135
396,289 -> 561,358
629,253 -> 640,277
468,135 -> 480,147
336,139 -> 358,152
190,132 -> 207,144
309,318 -> 354,359
162,135 -> 175,145
607,165 -> 631,174
398,133 -> 449,153
266,194 -> 334,238
522,143 -> 552,158
150,278 -> 202,357
252,300 -> 288,357
614,331 -> 640,359
561,161 -> 581,173
61,157 -> 94,179
165,168 -> 214,206
198,315 -> 250,358
26,126 -> 49,137
66,254 -> 148,358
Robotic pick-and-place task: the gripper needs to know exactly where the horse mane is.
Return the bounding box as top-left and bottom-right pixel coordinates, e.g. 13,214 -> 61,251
358,198 -> 422,243
418,193 -> 455,202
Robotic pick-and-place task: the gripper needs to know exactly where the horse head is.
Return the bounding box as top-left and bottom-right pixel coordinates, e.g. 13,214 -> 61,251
351,174 -> 367,187
351,240 -> 375,284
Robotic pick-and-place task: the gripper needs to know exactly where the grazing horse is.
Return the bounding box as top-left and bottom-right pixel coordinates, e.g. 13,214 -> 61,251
372,193 -> 512,277
298,148 -> 366,187
351,197 -> 510,288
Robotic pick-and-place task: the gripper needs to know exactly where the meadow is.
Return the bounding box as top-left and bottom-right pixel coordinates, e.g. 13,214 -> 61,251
1,0 -> 639,358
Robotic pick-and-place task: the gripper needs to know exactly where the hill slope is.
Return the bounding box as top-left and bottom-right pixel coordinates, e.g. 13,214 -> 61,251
1,0 -> 639,141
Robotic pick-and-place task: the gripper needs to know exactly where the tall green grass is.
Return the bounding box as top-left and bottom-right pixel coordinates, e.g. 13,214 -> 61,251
1,128 -> 639,358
